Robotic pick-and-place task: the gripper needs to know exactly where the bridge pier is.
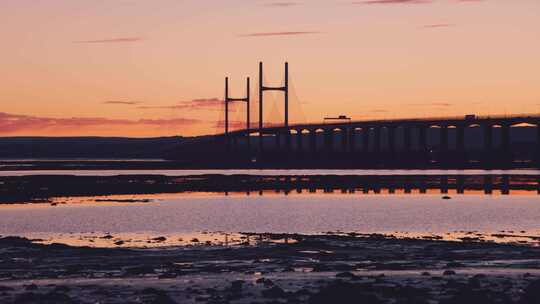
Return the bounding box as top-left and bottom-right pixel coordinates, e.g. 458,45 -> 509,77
404,127 -> 412,152
456,125 -> 465,152
501,123 -> 512,164
362,128 -> 370,153
341,129 -> 348,152
324,129 -> 333,153
419,126 -> 427,152
484,124 -> 493,151
348,129 -> 356,152
483,123 -> 497,165
502,123 -> 510,151
296,131 -> 303,153
285,131 -> 292,152
310,131 -> 317,153
440,125 -> 448,152
374,127 -> 381,153
388,126 -> 396,154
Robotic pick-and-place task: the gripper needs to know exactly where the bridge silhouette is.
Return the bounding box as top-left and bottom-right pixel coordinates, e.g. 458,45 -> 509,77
172,62 -> 540,168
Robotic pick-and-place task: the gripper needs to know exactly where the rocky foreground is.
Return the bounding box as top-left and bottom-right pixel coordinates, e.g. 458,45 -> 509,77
1,234 -> 540,303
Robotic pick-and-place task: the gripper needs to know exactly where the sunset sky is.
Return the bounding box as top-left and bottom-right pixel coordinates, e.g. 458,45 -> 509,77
1,0 -> 539,137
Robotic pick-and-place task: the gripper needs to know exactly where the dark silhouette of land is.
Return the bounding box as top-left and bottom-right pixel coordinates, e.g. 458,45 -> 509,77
1,125 -> 539,170
0,136 -> 185,159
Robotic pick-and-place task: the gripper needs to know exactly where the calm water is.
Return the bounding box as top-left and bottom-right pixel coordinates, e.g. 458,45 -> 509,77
2,169 -> 540,247
1,169 -> 540,177
1,192 -> 540,236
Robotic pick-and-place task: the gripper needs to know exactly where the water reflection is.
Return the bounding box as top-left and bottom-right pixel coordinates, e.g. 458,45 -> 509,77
2,169 -> 540,177
220,175 -> 540,196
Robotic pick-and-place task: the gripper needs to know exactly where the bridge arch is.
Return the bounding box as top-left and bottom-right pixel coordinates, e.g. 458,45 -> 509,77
511,122 -> 537,127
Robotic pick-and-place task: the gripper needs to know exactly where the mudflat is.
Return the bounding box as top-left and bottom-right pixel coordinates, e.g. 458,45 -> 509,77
1,233 -> 540,304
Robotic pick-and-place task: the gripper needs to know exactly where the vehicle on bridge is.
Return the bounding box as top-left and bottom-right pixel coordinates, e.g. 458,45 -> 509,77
323,115 -> 351,123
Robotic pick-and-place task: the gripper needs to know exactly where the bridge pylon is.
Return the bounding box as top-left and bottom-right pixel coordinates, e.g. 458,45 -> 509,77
225,77 -> 250,150
258,62 -> 289,152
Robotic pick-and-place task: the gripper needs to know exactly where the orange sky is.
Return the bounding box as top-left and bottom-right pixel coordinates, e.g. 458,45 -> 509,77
1,0 -> 539,137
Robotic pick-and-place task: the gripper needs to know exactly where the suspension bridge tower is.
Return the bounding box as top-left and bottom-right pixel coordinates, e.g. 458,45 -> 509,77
224,77 -> 250,150
258,62 -> 289,152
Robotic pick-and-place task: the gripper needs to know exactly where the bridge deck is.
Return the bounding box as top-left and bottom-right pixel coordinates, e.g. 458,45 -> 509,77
225,114 -> 540,136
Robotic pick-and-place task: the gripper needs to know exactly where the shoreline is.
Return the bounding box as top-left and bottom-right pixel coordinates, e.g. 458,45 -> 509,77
1,159 -> 539,171
1,173 -> 538,204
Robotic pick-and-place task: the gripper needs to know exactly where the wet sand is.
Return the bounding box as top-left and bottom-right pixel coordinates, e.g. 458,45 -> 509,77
1,233 -> 540,303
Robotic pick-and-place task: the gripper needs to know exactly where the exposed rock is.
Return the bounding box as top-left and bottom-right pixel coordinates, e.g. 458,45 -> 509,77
335,272 -> 357,279
262,286 -> 287,299
520,280 -> 540,304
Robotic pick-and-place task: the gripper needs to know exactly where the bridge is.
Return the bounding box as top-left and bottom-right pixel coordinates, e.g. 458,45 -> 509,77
175,62 -> 540,167
226,113 -> 540,156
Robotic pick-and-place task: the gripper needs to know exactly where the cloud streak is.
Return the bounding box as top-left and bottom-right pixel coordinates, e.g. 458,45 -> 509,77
406,102 -> 453,107
0,112 -> 199,134
353,0 -> 483,5
214,121 -> 254,129
138,98 -> 224,111
353,0 -> 431,4
73,37 -> 143,44
103,101 -> 141,105
239,31 -> 322,37
264,2 -> 301,7
422,23 -> 455,28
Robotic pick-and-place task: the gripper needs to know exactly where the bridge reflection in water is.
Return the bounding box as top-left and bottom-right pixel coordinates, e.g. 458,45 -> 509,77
221,175 -> 540,196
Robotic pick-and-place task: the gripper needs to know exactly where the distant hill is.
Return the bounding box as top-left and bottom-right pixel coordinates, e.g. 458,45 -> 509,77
0,136 -> 186,159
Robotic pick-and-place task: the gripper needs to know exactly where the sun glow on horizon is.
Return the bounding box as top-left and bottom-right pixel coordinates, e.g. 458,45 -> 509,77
0,0 -> 539,137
